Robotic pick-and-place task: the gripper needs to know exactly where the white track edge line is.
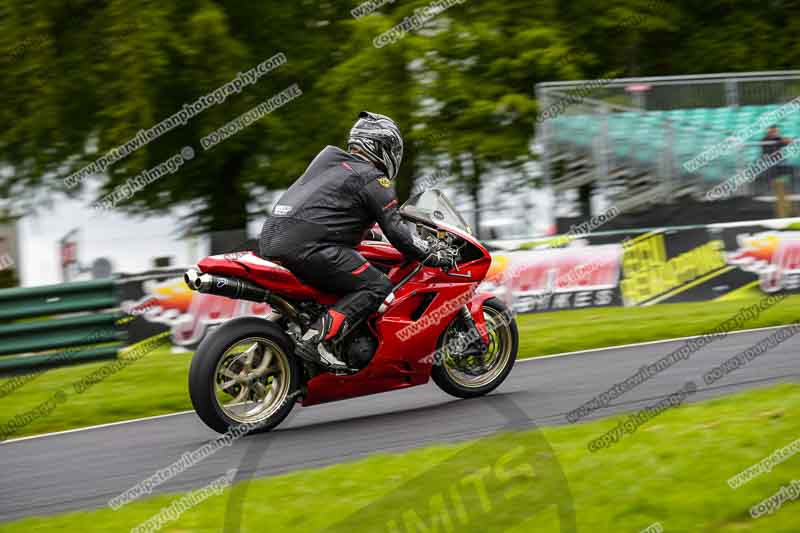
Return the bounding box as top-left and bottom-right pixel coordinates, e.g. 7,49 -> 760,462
3,323 -> 794,444
517,323 -> 796,361
1,410 -> 195,445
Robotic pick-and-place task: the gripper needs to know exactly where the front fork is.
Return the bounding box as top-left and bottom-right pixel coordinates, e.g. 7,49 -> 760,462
459,305 -> 489,355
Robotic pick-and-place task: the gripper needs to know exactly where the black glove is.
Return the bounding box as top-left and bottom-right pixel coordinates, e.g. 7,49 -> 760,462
423,249 -> 452,268
363,227 -> 387,242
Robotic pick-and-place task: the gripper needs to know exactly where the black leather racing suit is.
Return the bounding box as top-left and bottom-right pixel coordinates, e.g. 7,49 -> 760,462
259,146 -> 429,330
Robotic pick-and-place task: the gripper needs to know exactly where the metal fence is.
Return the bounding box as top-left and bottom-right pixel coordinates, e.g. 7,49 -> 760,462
538,71 -> 800,111
536,71 -> 800,207
0,279 -> 125,371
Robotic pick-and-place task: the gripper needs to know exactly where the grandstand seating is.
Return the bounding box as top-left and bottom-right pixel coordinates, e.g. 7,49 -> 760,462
549,104 -> 800,184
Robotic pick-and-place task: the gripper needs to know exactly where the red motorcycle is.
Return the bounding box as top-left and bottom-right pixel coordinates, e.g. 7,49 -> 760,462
185,190 -> 518,434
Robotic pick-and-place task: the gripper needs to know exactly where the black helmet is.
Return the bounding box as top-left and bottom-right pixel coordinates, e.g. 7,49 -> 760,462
347,111 -> 404,180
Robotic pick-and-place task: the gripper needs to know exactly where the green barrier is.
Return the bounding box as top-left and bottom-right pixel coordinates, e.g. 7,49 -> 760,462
0,279 -> 118,320
0,345 -> 122,372
0,279 -> 125,372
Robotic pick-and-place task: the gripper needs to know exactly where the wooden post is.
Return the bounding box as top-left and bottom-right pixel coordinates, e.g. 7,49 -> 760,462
774,179 -> 789,218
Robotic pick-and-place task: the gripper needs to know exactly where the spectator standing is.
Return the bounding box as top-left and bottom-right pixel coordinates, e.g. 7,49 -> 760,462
760,125 -> 795,216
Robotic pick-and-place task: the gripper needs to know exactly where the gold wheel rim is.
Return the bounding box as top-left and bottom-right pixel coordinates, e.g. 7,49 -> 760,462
442,306 -> 512,389
213,337 -> 291,425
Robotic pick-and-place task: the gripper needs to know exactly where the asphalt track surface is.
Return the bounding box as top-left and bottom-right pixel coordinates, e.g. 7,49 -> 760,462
1,327 -> 798,522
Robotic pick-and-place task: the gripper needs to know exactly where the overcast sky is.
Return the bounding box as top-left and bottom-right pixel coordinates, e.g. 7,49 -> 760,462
15,169 -> 554,287
16,177 -> 267,286
19,195 -> 197,286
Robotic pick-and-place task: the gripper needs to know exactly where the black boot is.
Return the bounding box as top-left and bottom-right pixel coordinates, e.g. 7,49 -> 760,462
295,310 -> 349,370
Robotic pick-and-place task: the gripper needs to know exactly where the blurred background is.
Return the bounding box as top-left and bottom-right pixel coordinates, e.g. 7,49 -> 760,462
2,0 -> 800,287
2,3 -> 800,532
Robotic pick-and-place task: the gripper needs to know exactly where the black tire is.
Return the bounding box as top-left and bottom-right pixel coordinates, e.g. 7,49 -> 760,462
188,317 -> 301,434
431,297 -> 518,399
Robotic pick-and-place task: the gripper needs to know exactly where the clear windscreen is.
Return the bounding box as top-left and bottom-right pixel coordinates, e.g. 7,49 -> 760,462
400,189 -> 472,234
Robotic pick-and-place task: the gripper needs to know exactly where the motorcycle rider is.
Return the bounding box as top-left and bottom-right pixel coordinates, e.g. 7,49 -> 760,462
259,111 -> 451,369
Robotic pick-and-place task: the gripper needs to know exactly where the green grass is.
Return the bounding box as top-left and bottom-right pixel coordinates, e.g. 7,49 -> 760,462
0,344 -> 192,439
2,383 -> 799,532
519,293 -> 800,357
1,295 -> 798,440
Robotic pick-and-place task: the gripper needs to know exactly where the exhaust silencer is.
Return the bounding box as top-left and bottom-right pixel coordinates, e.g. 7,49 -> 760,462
184,268 -> 270,303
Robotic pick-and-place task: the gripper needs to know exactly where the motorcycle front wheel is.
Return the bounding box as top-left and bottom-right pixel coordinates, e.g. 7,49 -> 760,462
188,317 -> 302,434
431,297 -> 518,398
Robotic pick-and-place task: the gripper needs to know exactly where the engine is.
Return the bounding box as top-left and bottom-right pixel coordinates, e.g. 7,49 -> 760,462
343,333 -> 377,369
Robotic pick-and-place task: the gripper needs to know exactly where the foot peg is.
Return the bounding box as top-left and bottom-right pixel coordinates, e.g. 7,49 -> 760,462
295,340 -> 348,370
317,344 -> 349,370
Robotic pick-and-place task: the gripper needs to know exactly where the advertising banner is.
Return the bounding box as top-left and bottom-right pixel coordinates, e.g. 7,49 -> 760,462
481,219 -> 800,313
479,243 -> 624,314
117,269 -> 272,348
118,219 -> 800,348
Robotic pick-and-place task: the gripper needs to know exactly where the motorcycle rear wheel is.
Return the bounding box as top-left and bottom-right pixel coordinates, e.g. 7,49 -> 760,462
189,317 -> 301,434
431,297 -> 518,398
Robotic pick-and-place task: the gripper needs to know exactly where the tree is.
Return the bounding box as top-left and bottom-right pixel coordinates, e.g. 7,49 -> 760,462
2,0 -> 798,250
411,0 -> 572,235
315,7 -> 432,203
0,1 -> 344,250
